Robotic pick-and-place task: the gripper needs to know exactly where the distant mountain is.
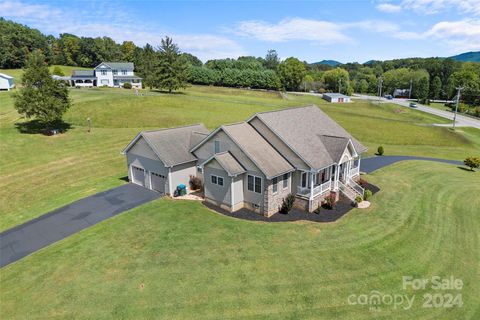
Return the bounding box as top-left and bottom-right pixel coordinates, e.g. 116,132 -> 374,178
312,60 -> 342,67
449,51 -> 480,62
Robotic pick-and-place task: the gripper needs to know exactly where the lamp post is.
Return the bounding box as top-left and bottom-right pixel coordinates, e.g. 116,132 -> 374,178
452,86 -> 463,131
408,79 -> 413,99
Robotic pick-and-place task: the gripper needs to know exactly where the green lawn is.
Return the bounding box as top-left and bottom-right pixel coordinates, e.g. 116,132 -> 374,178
1,162 -> 478,319
1,85 -> 480,231
0,65 -> 88,83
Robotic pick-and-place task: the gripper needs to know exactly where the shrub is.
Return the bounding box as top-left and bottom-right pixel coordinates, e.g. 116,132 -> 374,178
279,194 -> 295,214
321,194 -> 336,210
355,195 -> 363,203
464,156 -> 480,171
377,146 -> 384,155
189,175 -> 203,190
358,178 -> 368,187
364,189 -> 373,201
123,82 -> 132,89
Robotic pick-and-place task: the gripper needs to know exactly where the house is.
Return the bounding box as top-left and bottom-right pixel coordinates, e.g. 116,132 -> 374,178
393,89 -> 410,98
122,105 -> 367,216
323,93 -> 351,103
0,73 -> 15,91
69,62 -> 142,88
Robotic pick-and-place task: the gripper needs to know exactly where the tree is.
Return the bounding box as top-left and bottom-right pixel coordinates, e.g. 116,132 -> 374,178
322,68 -> 351,94
120,41 -> 136,62
52,66 -> 64,76
13,50 -> 71,129
153,37 -> 189,93
181,53 -> 203,67
431,76 -> 442,100
277,57 -> 306,91
135,43 -> 158,89
464,156 -> 480,171
264,49 -> 280,70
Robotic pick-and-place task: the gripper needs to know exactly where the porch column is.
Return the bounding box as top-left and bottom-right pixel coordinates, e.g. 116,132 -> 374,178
357,156 -> 361,172
309,172 -> 314,200
334,165 -> 340,190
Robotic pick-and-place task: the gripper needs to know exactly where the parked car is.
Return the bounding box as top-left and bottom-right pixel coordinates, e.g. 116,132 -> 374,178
385,95 -> 393,100
409,102 -> 417,108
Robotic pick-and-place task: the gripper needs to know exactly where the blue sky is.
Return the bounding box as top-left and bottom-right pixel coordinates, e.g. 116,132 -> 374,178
1,0 -> 479,63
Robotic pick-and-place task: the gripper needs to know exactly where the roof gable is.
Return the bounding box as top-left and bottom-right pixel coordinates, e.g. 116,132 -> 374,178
200,152 -> 246,176
122,124 -> 209,167
249,105 -> 366,170
95,62 -> 134,70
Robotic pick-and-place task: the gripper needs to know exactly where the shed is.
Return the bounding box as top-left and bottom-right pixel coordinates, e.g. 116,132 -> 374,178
0,73 -> 15,91
322,93 -> 351,103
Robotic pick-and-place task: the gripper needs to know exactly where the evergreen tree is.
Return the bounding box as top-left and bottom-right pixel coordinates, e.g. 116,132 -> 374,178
264,49 -> 280,70
153,37 -> 188,93
431,76 -> 442,100
13,51 -> 71,129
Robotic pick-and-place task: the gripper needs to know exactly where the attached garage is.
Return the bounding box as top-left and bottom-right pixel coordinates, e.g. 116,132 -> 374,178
122,124 -> 210,195
131,166 -> 146,186
150,172 -> 166,193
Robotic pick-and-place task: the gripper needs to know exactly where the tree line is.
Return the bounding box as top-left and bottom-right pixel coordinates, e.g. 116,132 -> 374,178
1,18 -> 479,110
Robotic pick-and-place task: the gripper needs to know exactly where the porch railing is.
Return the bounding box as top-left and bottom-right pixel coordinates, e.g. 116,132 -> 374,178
349,166 -> 360,178
297,180 -> 332,198
347,178 -> 364,198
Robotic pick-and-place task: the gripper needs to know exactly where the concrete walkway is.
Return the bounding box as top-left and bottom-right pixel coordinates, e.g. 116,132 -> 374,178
360,155 -> 463,173
0,184 -> 160,268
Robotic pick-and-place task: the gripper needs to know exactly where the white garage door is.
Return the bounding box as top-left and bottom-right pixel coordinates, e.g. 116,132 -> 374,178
131,166 -> 145,186
150,172 -> 166,194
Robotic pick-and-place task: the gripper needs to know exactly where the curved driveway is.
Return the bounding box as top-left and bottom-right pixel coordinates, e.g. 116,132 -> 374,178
360,155 -> 463,173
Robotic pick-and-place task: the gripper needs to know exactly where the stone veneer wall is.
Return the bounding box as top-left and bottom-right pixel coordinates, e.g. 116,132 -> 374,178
262,178 -> 291,217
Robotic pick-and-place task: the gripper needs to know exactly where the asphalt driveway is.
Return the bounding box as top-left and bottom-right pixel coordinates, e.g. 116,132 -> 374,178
360,155 -> 463,173
0,183 -> 160,268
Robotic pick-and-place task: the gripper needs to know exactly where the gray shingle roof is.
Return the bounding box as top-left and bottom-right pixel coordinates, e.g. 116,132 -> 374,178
252,105 -> 367,170
320,135 -> 349,163
222,122 -> 294,179
100,62 -> 134,70
136,124 -> 209,167
72,70 -> 95,77
205,152 -> 246,176
323,93 -> 350,98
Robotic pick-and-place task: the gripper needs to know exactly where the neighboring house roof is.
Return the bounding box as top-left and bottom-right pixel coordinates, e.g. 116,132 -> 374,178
221,122 -> 294,179
249,105 -> 366,170
201,151 -> 246,176
122,124 -> 210,167
323,93 -> 350,98
0,73 -> 14,79
95,62 -> 134,70
72,70 -> 95,77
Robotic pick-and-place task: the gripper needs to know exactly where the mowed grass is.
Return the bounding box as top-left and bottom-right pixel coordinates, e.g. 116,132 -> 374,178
0,65 -> 88,83
1,85 -> 480,230
0,162 -> 478,319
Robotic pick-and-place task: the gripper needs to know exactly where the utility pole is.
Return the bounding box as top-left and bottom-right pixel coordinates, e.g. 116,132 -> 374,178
338,78 -> 342,93
87,117 -> 91,133
453,86 -> 463,130
408,79 -> 413,99
377,77 -> 383,102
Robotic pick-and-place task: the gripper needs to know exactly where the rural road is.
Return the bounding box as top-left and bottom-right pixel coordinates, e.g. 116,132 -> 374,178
0,184 -> 160,268
353,94 -> 480,129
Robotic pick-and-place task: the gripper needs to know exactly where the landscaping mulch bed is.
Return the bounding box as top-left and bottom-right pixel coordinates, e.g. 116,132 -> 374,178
205,182 -> 380,223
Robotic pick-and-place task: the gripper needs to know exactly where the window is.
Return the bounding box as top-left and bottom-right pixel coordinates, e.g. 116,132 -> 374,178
301,172 -> 307,188
214,140 -> 220,153
122,70 -> 127,75
283,173 -> 289,189
100,70 -> 107,76
197,166 -> 203,173
211,175 -> 224,186
272,177 -> 278,194
247,175 -> 262,194
113,69 -> 118,75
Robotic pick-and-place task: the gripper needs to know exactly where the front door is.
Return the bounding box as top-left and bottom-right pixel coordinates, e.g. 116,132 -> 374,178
339,163 -> 346,182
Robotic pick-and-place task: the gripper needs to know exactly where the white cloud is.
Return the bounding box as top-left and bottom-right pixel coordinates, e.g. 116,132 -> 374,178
0,0 -> 245,61
376,3 -> 403,13
380,0 -> 480,16
233,18 -> 350,43
424,19 -> 480,50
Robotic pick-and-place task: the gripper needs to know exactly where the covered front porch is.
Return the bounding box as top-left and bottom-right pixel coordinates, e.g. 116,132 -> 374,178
296,156 -> 362,200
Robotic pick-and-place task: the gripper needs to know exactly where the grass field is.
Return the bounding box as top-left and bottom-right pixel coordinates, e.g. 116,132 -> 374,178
0,162 -> 478,319
1,84 -> 480,231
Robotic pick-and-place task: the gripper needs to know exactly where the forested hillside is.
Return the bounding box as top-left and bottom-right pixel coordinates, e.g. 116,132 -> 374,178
1,18 -> 479,109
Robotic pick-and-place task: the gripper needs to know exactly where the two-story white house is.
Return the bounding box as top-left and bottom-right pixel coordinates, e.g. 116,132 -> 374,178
70,62 -> 142,88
